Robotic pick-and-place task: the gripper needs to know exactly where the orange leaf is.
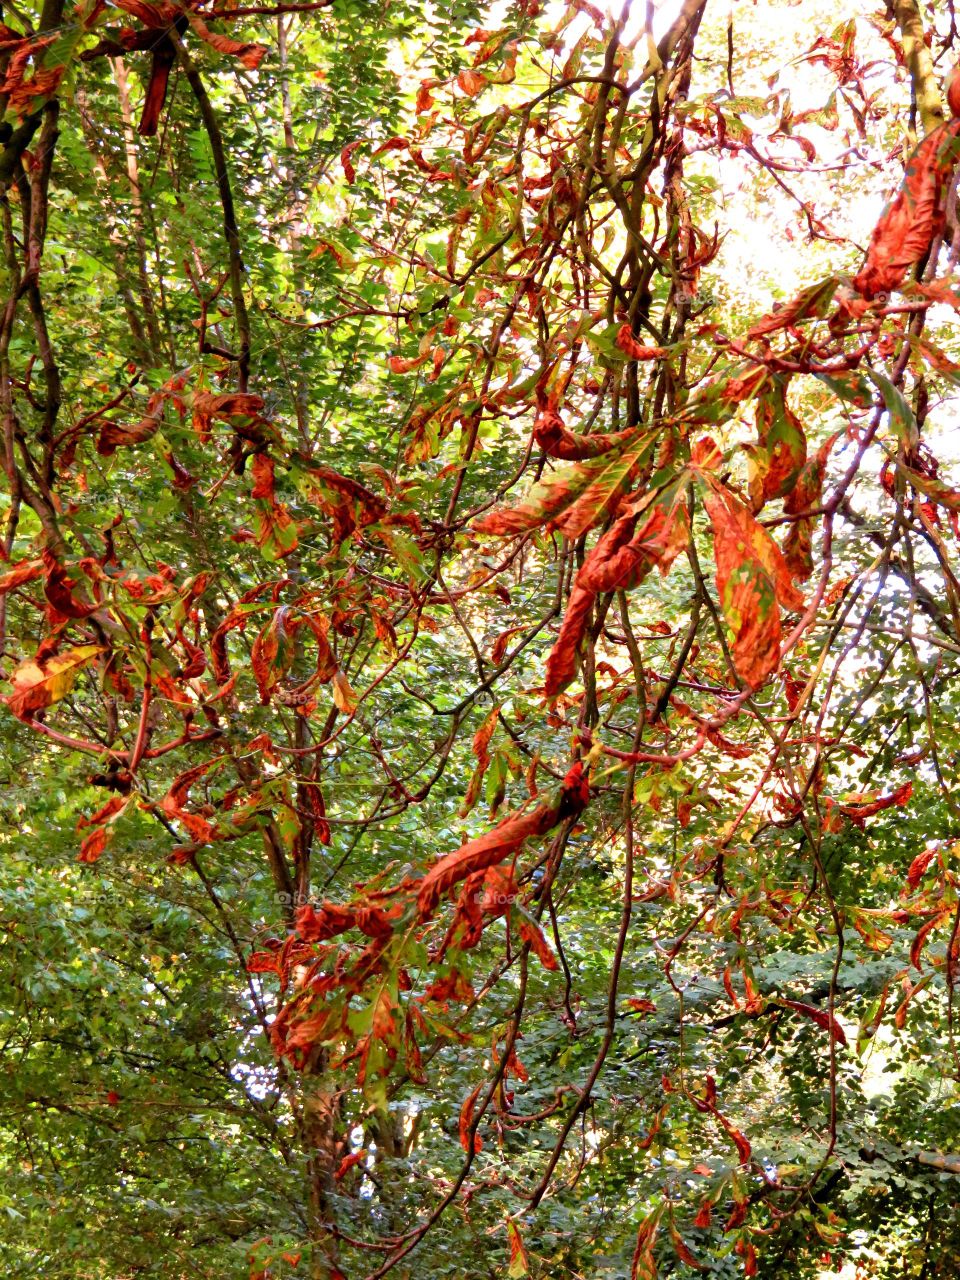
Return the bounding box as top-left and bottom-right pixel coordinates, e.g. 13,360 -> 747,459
506,1221 -> 529,1276
838,781 -> 912,826
78,827 -> 109,864
387,353 -> 428,374
533,406 -> 637,460
906,846 -> 937,889
332,669 -> 358,715
519,919 -> 559,970
544,492 -> 688,695
186,13 -> 267,68
616,325 -> 667,360
251,614 -> 281,705
0,558 -> 43,595
340,140 -> 363,183
910,912 -> 947,972
669,1223 -> 704,1270
457,68 -> 486,96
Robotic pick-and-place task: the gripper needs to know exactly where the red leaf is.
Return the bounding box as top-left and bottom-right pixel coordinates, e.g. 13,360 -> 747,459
422,968 -> 475,1008
250,454 -> 275,501
741,1241 -> 758,1277
387,353 -> 427,374
907,846 -> 937,889
718,1115 -> 752,1165
780,432 -> 841,580
544,493 -> 689,695
254,499 -> 298,560
77,795 -> 129,831
631,1208 -> 662,1280
461,705 -> 500,817
723,966 -> 741,1010
43,551 -> 98,619
910,912 -> 947,972
839,781 -> 912,826
748,380 -> 806,511
334,1150 -> 367,1180
473,430 -> 651,540
161,759 -> 221,844
779,998 -> 848,1045
669,1224 -> 703,1269
295,900 -> 397,943
746,276 -> 839,340
251,611 -> 283,704
457,67 -> 486,96
416,79 -> 438,112
0,558 -> 43,595
506,1221 -> 529,1276
192,391 -> 265,440
627,998 -> 657,1015
533,405 -> 637,460
6,644 -> 103,720
693,1202 -> 712,1229
341,140 -> 363,183
895,975 -> 931,1029
616,325 -> 667,360
186,14 -> 267,69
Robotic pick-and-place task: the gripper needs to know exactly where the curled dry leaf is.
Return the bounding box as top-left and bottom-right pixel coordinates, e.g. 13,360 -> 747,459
906,846 -> 937,889
332,669 -> 358,715
615,325 -> 667,360
0,558 -> 43,595
747,379 -> 806,511
838,780 -> 912,826
518,919 -> 559,970
417,762 -> 590,916
533,405 -> 639,461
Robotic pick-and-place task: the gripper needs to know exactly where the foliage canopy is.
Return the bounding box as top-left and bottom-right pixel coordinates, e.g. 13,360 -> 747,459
3,0 -> 960,1277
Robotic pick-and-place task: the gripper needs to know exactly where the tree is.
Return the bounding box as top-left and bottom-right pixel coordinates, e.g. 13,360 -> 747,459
2,0 -> 960,1275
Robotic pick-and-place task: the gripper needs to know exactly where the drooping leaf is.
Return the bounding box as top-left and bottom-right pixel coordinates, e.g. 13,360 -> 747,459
746,378 -> 806,511
506,1221 -> 530,1278
458,1081 -> 484,1153
854,119 -> 960,299
544,487 -> 689,695
702,483 -> 804,688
